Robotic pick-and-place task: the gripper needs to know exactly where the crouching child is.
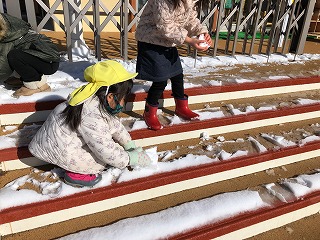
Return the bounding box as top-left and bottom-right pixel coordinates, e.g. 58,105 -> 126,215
29,60 -> 152,187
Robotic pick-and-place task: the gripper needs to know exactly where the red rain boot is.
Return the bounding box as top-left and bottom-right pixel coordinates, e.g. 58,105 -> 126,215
175,95 -> 199,120
143,103 -> 163,130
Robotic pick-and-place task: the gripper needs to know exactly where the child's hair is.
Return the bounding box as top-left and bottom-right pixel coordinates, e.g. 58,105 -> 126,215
61,79 -> 133,131
171,0 -> 201,11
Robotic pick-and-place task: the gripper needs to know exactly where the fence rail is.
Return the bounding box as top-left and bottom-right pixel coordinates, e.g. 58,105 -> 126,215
0,0 -> 316,61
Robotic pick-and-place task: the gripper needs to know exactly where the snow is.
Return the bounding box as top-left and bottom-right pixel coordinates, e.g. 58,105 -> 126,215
1,51 -> 320,238
1,89 -> 320,150
59,190 -> 267,240
260,133 -> 296,147
60,172 -> 320,240
1,52 -> 320,105
248,136 -> 268,153
0,150 -> 219,210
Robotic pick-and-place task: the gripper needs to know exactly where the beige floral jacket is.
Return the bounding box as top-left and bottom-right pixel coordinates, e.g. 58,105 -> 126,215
29,96 -> 131,174
135,0 -> 208,47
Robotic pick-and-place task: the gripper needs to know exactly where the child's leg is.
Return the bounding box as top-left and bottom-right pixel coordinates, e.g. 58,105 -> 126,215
170,73 -> 184,99
7,49 -> 58,97
146,81 -> 168,105
170,73 -> 199,120
144,81 -> 167,130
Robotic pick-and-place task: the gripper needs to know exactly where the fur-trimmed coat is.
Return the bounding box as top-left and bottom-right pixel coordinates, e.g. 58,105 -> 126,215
135,0 -> 208,47
29,96 -> 132,174
0,13 -> 60,82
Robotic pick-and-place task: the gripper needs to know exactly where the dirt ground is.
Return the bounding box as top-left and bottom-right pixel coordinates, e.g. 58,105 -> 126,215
1,35 -> 320,239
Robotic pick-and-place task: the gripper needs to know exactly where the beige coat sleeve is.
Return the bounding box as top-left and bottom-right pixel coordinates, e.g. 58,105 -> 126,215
77,111 -> 131,169
184,2 -> 208,37
152,0 -> 208,45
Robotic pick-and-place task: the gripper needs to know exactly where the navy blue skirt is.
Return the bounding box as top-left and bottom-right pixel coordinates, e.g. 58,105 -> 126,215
136,41 -> 183,82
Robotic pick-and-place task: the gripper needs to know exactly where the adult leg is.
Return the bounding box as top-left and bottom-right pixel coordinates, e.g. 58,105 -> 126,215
170,73 -> 199,120
7,49 -> 58,82
7,49 -> 58,97
144,81 -> 167,130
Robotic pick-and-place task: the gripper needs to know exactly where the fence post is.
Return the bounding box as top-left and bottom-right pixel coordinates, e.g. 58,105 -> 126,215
24,0 -> 38,31
273,0 -> 287,53
290,0 -> 316,55
129,0 -> 136,32
62,0 -> 73,62
231,0 -> 245,56
281,0 -> 298,54
93,0 -> 101,60
120,0 -> 129,60
248,0 -> 264,56
0,0 -> 3,12
5,0 -> 21,18
266,0 -> 282,56
212,0 -> 226,57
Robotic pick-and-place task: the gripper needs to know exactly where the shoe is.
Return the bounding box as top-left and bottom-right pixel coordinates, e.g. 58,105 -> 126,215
4,77 -> 23,89
143,102 -> 163,130
174,95 -> 199,120
12,83 -> 51,97
64,171 -> 102,188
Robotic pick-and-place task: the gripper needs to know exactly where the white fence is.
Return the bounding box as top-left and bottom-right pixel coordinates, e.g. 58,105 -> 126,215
0,0 -> 316,61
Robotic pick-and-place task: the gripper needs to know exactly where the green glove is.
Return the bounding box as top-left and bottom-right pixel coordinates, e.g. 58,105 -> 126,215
123,140 -> 136,151
127,148 -> 152,168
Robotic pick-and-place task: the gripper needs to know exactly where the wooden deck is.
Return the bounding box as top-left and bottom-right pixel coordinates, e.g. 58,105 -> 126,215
45,32 -> 224,59
42,31 -> 320,60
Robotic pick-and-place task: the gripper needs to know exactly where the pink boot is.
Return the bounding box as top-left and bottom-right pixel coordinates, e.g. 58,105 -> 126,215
143,103 -> 163,130
175,95 -> 199,120
64,171 -> 102,187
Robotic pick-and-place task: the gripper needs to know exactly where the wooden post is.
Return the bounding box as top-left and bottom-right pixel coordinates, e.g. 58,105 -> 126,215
129,0 -> 136,32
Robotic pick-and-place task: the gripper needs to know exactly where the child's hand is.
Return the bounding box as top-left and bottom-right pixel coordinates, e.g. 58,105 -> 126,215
127,147 -> 153,168
198,34 -> 210,50
185,35 -> 210,52
203,33 -> 212,47
123,140 -> 136,151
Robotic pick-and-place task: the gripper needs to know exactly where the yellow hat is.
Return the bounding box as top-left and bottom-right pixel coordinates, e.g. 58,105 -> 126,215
68,60 -> 138,106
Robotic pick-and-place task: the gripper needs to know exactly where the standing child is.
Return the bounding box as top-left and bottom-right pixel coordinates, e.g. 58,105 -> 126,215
29,60 -> 152,187
135,0 -> 212,130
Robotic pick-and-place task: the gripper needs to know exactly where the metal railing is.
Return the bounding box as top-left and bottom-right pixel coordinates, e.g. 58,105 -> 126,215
0,0 -> 316,61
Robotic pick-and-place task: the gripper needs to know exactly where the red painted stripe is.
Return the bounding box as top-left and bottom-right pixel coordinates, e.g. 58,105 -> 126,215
130,76 -> 320,101
170,191 -> 320,240
0,99 -> 64,114
1,140 -> 320,224
1,76 -> 320,114
1,102 -> 320,162
130,103 -> 320,140
0,147 -> 32,162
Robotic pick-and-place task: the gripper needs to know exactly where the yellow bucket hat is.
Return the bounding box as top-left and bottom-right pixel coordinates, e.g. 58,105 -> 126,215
68,60 -> 138,106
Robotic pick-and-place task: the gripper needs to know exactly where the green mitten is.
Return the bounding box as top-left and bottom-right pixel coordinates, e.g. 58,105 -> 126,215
127,148 -> 152,168
123,140 -> 136,151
